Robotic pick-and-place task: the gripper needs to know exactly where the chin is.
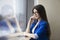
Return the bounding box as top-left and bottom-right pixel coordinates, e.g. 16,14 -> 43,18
35,17 -> 39,20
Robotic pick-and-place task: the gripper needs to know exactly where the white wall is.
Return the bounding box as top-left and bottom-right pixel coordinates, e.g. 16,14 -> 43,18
34,0 -> 60,40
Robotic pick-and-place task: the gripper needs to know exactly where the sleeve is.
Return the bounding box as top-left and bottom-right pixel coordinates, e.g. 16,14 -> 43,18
34,22 -> 48,39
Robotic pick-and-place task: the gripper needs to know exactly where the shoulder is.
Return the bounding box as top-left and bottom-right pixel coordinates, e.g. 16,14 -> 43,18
39,19 -> 48,25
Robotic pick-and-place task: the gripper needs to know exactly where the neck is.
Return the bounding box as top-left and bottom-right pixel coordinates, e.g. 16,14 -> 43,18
38,18 -> 41,22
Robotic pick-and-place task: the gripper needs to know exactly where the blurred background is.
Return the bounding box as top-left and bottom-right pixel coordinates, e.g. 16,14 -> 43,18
0,0 -> 60,40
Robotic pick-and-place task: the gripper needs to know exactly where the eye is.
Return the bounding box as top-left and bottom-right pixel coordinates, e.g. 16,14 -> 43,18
34,13 -> 37,15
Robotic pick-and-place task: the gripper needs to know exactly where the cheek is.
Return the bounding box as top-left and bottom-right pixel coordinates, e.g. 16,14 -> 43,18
35,15 -> 39,19
36,14 -> 40,18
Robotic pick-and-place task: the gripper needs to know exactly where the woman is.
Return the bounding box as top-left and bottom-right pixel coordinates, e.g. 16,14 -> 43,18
5,4 -> 50,40
25,4 -> 51,40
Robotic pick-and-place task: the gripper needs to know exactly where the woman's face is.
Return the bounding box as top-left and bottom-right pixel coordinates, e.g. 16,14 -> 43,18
33,9 -> 40,19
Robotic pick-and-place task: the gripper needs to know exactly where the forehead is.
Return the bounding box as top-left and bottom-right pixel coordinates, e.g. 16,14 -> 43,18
33,9 -> 38,12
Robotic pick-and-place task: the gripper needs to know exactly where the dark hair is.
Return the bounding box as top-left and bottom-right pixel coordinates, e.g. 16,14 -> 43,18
32,4 -> 51,39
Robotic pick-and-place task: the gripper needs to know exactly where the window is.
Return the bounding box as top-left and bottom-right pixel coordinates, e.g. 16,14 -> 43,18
0,0 -> 26,37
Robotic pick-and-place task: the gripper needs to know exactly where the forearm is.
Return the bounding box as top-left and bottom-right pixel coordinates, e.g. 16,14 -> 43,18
26,19 -> 31,32
26,19 -> 34,32
7,32 -> 37,39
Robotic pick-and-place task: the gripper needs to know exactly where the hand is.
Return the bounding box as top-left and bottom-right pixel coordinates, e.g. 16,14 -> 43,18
30,16 -> 35,20
29,16 -> 36,23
